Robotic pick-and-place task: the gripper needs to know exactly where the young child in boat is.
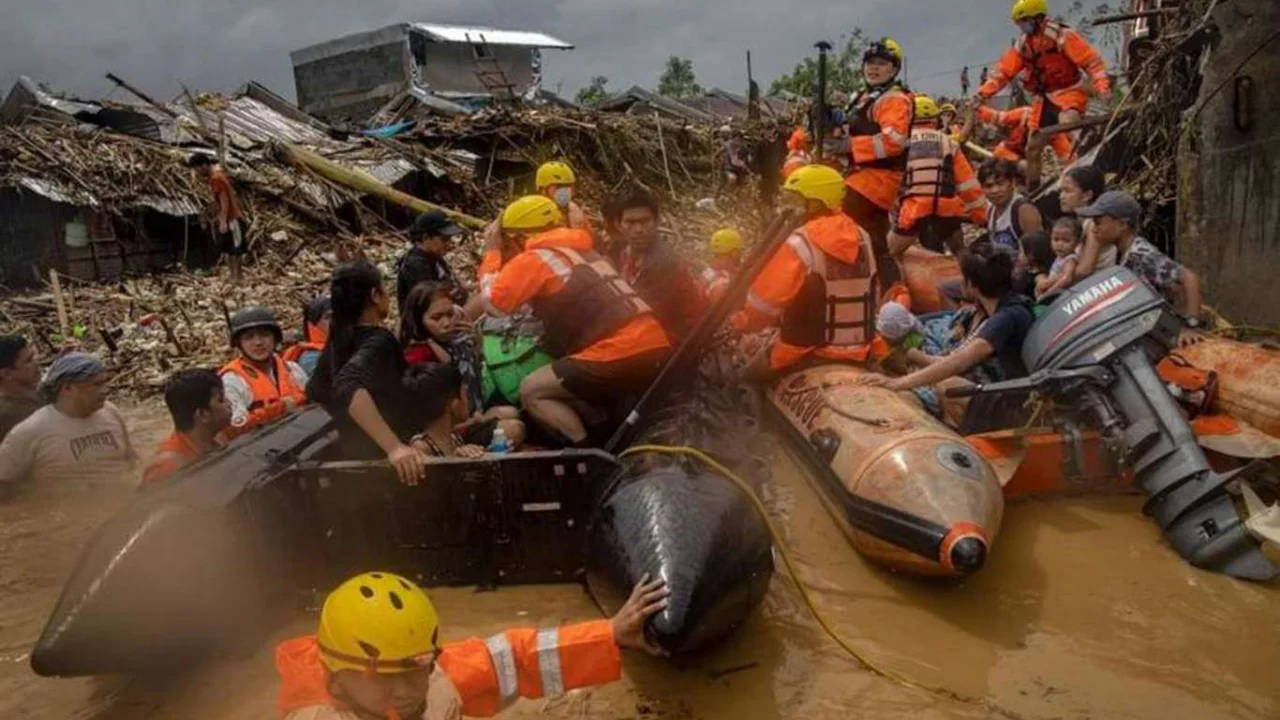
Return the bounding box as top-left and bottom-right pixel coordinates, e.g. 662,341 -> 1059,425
399,281 -> 524,449
875,302 -> 935,375
1033,217 -> 1084,298
405,364 -> 487,459
1018,230 -> 1056,301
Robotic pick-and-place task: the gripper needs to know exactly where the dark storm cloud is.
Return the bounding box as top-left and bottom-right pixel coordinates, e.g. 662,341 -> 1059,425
1,0 -> 1105,103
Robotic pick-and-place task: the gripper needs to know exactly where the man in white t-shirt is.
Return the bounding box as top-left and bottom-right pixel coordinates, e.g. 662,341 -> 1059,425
0,353 -> 136,498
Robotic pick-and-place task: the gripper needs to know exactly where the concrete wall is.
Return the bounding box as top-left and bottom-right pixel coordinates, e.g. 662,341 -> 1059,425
1177,0 -> 1280,326
417,43 -> 535,95
293,33 -> 409,123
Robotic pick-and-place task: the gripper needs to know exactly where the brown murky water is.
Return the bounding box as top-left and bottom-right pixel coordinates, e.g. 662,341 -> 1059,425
1,401 -> 1276,718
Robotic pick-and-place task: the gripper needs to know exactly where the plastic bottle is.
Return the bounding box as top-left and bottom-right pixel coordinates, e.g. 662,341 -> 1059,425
488,427 -> 510,454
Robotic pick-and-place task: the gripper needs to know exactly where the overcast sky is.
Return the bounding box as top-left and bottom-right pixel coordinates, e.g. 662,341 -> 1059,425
1,0 -> 1116,105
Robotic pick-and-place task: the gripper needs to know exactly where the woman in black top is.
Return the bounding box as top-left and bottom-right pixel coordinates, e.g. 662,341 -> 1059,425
306,261 -> 428,485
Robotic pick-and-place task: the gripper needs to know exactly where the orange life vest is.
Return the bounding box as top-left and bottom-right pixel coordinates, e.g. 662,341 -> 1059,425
220,356 -> 307,410
848,86 -> 914,171
1017,21 -> 1084,94
780,214 -> 878,348
902,127 -> 959,202
527,243 -> 653,358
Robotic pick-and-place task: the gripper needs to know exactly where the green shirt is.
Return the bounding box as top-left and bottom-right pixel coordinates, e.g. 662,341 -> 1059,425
0,391 -> 43,443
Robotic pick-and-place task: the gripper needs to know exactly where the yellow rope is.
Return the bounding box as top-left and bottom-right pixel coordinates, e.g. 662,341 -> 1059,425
618,444 -> 1024,718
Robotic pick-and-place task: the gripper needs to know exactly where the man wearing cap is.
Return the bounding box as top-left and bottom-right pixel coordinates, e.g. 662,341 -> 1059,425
0,335 -> 43,443
1075,190 -> 1206,346
397,211 -> 467,315
0,353 -> 136,497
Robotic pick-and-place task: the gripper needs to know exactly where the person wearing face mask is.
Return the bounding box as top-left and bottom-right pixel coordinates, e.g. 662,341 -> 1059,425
535,161 -> 590,232
842,37 -> 914,287
976,0 -> 1111,164
735,165 -> 879,380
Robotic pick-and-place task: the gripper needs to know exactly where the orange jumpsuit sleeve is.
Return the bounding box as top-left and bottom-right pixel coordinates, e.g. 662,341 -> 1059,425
952,151 -> 987,224
439,620 -> 621,718
735,238 -> 807,332
849,93 -> 911,167
1061,28 -> 1110,95
222,399 -> 290,442
979,47 -> 1023,99
484,253 -> 558,316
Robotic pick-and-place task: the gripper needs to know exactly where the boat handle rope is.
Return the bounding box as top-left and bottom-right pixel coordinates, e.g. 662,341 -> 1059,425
619,444 -> 1026,720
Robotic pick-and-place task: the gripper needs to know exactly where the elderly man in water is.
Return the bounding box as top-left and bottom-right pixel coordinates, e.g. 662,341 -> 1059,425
0,353 -> 136,499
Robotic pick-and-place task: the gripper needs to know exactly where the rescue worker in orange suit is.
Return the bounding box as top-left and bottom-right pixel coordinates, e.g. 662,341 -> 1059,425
976,0 -> 1110,162
482,196 -> 671,446
735,165 -> 880,381
842,37 -> 913,287
886,96 -> 987,270
275,570 -> 670,720
283,296 -> 331,377
219,306 -> 309,440
141,368 -> 231,486
782,127 -> 811,179
700,228 -> 745,304
469,161 -> 593,320
970,101 -> 1075,188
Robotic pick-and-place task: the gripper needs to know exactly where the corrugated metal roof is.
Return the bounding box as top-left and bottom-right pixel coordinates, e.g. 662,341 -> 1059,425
14,176 -> 201,216
410,23 -> 573,49
169,96 -> 331,147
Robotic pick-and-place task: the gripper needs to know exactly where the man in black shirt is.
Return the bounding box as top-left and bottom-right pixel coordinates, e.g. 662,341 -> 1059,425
858,241 -> 1034,392
396,211 -> 466,313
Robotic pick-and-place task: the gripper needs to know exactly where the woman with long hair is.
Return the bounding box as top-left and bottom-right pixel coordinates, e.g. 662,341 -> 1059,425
1059,165 -> 1115,278
306,261 -> 427,485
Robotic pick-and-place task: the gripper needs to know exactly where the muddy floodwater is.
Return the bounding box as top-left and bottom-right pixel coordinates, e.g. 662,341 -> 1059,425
1,400 -> 1276,719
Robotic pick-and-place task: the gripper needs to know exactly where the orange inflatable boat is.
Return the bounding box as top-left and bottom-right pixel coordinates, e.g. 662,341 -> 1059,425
900,247 -> 961,314
1173,338 -> 1280,439
768,365 -> 1004,577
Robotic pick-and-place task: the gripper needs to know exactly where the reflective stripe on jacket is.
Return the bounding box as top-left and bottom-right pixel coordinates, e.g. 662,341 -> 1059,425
979,20 -> 1109,98
485,228 -> 668,362
275,622 -> 620,719
738,212 -> 877,348
846,87 -> 913,211
900,127 -> 986,223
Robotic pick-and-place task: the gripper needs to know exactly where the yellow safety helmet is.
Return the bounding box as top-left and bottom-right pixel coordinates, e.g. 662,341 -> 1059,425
863,37 -> 904,68
500,195 -> 564,233
782,165 -> 847,212
535,161 -> 576,190
709,228 -> 745,256
1011,0 -> 1049,22
317,572 -> 441,674
914,95 -> 941,121
939,102 -> 958,116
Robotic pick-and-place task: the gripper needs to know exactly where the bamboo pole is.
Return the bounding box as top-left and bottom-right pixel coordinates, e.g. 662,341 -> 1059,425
49,269 -> 69,339
963,141 -> 995,160
275,141 -> 488,229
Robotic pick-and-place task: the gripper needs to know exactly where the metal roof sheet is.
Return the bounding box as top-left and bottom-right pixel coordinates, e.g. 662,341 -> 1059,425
410,23 -> 573,49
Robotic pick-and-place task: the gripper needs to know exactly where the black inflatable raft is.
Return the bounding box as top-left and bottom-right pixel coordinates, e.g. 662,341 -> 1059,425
32,399 -> 773,675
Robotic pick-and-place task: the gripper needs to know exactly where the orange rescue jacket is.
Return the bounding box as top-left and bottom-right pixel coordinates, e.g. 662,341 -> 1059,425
900,126 -> 986,224
219,356 -> 307,437
485,228 -> 669,363
979,20 -> 1109,99
140,431 -> 207,486
737,212 -> 877,348
846,87 -> 914,211
276,621 -> 620,719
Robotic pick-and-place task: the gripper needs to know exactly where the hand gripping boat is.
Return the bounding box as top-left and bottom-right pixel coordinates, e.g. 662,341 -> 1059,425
958,267 -> 1280,580
767,365 -> 1005,577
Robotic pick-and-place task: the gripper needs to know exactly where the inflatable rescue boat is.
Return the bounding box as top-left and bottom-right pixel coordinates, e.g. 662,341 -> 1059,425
32,395 -> 771,675
767,365 -> 1004,577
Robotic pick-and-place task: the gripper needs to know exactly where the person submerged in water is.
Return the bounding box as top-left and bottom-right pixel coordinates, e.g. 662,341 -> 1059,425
274,571 -> 669,720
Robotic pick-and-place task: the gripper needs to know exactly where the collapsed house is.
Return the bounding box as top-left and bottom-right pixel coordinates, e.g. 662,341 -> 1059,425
290,23 -> 575,124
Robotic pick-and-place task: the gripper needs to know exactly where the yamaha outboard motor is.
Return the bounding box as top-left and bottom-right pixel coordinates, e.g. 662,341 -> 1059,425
970,267 -> 1279,580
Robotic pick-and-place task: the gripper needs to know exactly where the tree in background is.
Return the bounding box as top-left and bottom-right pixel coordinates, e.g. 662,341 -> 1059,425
657,56 -> 703,99
575,76 -> 611,106
768,29 -> 870,99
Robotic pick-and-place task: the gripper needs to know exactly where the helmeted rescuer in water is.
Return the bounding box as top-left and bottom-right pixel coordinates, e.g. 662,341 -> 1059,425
275,571 -> 669,719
